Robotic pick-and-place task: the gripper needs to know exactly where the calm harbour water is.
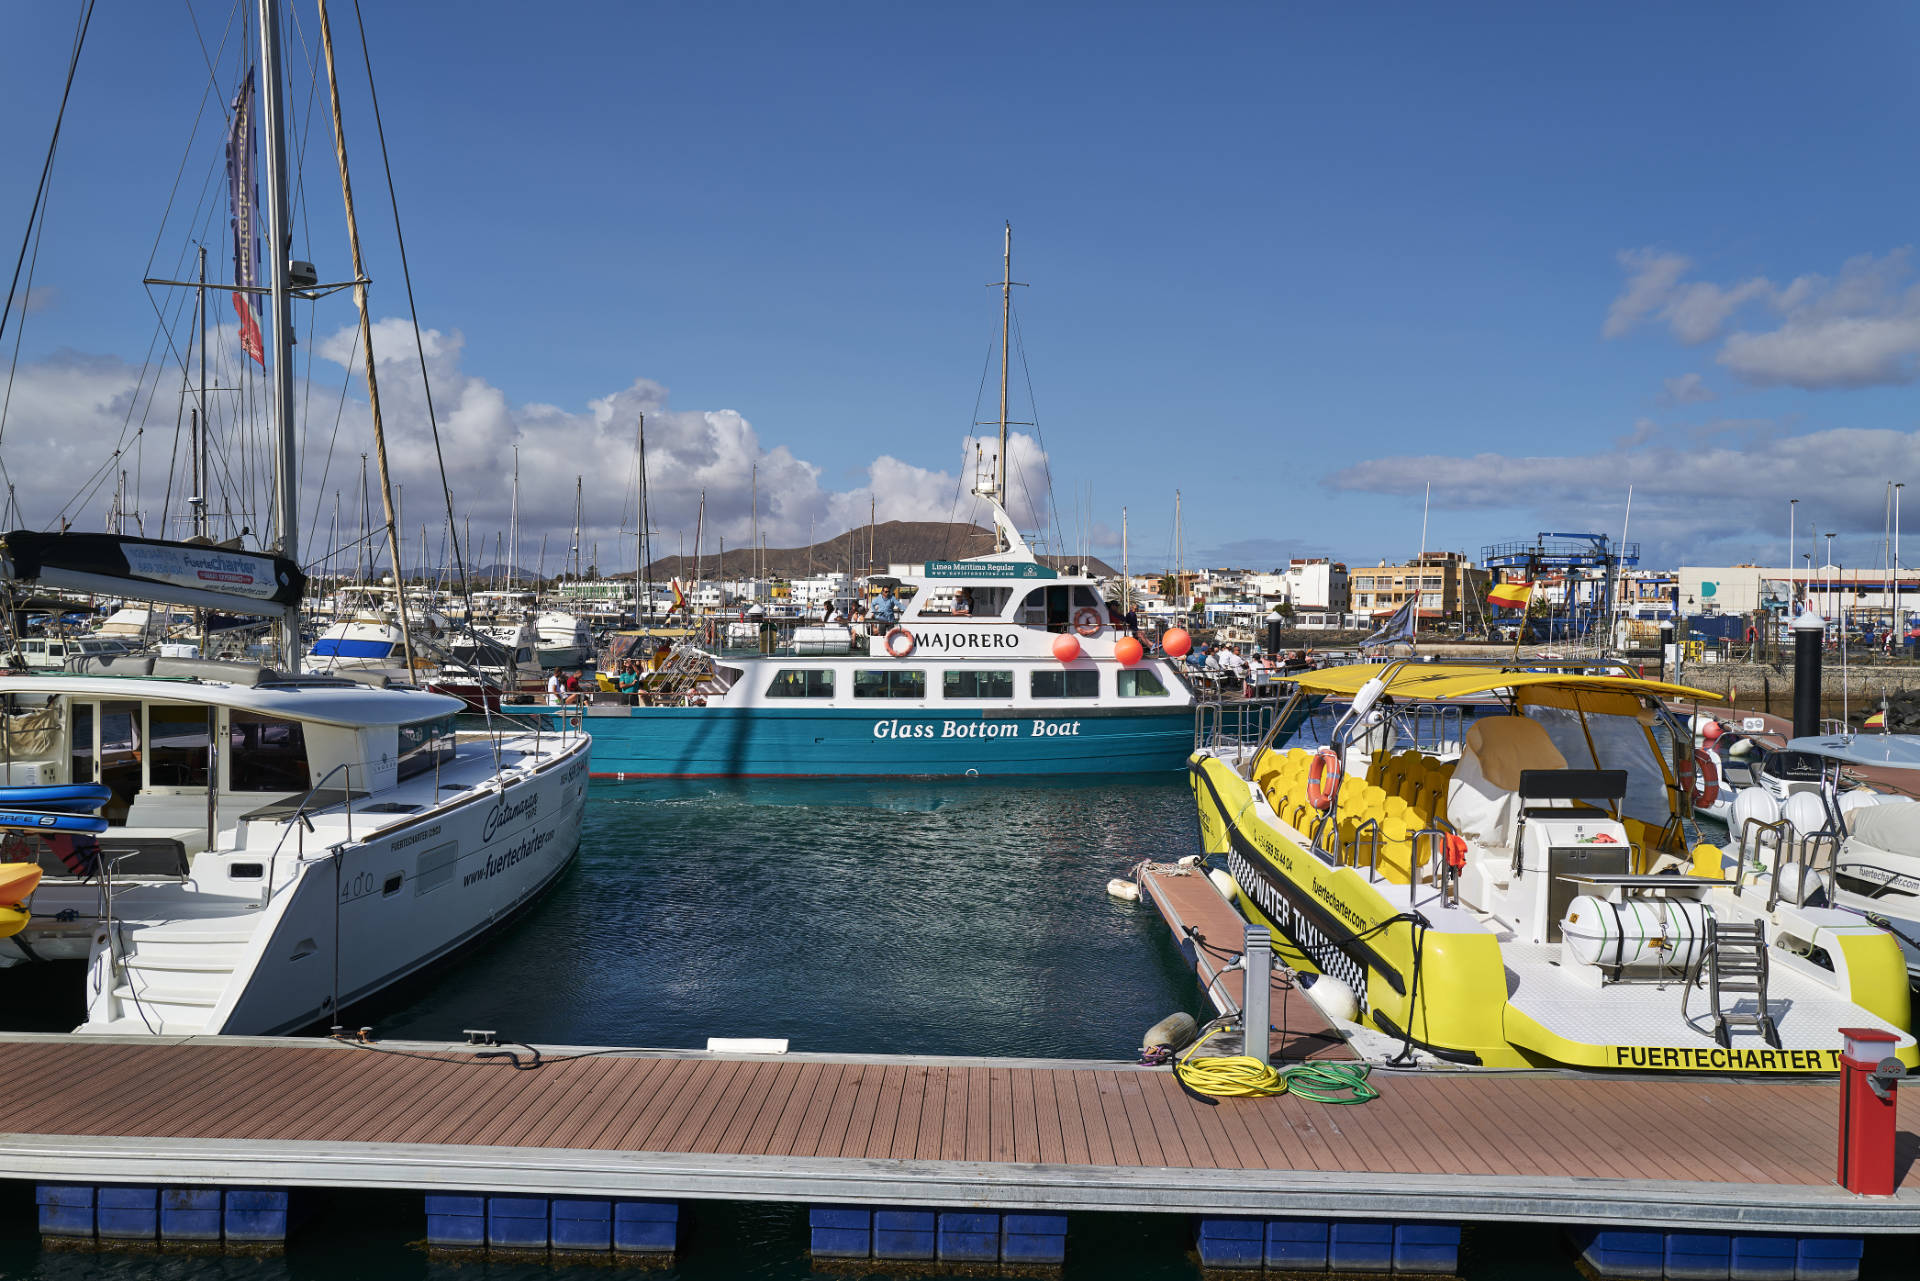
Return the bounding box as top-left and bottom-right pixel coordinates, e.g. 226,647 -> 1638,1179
0,775 -> 1906,1278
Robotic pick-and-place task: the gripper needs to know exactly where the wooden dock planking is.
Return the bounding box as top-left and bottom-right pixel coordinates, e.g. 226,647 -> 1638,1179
1,1034 -> 1919,1232
1136,864 -> 1356,1063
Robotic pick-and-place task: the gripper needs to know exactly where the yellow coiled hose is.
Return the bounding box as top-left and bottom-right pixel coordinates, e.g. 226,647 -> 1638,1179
1173,1025 -> 1379,1103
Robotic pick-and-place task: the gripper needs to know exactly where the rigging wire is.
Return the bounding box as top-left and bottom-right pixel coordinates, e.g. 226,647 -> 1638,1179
944,331 -> 999,559
0,0 -> 94,352
349,0 -> 475,623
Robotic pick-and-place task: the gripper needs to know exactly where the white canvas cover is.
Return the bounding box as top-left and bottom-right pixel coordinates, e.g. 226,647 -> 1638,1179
1448,716 -> 1568,851
1846,798 -> 1920,857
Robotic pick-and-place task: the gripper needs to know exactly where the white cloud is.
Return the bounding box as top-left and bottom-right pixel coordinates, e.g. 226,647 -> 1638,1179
1658,373 -> 1714,405
1605,246 -> 1920,390
1327,421 -> 1920,564
1603,249 -> 1692,340
0,320 -> 1054,576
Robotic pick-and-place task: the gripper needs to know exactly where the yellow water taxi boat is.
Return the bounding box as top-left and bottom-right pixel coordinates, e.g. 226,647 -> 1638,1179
1190,660 -> 1915,1073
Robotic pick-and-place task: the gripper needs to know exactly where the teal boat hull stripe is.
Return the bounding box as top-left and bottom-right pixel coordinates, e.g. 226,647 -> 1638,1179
558,706 -> 1192,778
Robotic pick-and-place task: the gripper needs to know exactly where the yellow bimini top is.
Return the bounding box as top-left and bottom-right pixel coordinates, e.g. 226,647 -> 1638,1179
1281,661 -> 1723,704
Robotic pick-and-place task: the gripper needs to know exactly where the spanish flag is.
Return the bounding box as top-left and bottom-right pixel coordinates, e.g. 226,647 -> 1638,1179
1488,580 -> 1533,610
670,577 -> 688,612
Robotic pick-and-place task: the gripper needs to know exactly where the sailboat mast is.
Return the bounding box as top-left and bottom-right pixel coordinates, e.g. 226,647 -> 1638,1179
508,446 -> 519,591
637,412 -> 650,624
571,474 -> 583,582
1175,489 -> 1184,608
194,245 -> 209,539
694,490 -> 705,592
1122,506 -> 1130,611
320,0 -> 416,682
257,0 -> 302,669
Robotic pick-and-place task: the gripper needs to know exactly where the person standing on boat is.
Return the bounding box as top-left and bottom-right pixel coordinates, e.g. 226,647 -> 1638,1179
546,669 -> 563,704
872,586 -> 900,630
953,588 -> 974,617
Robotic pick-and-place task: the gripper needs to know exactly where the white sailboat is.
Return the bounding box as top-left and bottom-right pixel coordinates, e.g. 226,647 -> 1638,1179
0,0 -> 587,1035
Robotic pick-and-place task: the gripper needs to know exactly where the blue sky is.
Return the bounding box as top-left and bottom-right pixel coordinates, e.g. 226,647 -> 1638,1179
5,2 -> 1920,576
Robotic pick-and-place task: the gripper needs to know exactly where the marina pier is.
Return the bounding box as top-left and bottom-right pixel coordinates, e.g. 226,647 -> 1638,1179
2,1029 -> 1917,1273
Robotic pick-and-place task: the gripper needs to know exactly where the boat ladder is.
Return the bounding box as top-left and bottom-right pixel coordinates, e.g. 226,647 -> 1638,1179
1699,916 -> 1780,1050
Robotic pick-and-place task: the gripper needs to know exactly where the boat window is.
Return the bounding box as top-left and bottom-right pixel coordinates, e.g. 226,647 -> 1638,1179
398,714 -> 457,780
147,704 -> 213,789
69,703 -> 94,784
229,713 -> 312,793
1031,670 -> 1099,698
766,669 -> 834,698
1016,586 -> 1072,632
1072,586 -> 1101,610
99,700 -> 141,822
853,669 -> 927,699
1118,669 -> 1169,697
943,669 -> 1013,699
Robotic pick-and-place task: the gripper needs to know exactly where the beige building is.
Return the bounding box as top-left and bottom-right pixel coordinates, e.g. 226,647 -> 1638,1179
1350,552 -> 1491,623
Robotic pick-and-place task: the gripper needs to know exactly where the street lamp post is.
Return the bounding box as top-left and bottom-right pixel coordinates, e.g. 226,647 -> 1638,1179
1789,499 -> 1799,612
1826,532 -> 1839,636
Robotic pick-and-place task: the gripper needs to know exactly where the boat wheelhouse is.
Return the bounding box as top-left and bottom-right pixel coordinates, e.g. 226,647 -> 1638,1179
0,660 -> 586,1035
1189,659 -> 1916,1075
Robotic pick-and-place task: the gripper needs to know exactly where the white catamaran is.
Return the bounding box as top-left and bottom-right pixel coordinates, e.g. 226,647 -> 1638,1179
0,0 -> 587,1035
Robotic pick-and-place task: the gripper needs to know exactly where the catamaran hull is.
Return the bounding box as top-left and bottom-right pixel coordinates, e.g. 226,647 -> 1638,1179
567,705 -> 1192,778
80,740 -> 590,1037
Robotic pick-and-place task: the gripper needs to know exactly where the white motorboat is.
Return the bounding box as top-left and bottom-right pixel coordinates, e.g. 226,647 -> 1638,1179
1720,731 -> 1920,977
533,610 -> 592,669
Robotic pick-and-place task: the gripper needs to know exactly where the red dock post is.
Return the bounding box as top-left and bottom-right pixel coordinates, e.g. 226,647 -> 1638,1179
1836,1027 -> 1903,1196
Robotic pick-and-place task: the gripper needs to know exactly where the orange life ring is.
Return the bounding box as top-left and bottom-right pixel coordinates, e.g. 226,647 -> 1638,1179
1691,747 -> 1719,809
1073,607 -> 1103,637
885,627 -> 916,658
1306,749 -> 1342,811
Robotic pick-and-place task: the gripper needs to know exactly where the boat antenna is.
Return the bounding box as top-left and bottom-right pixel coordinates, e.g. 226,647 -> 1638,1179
989,223 -> 1028,550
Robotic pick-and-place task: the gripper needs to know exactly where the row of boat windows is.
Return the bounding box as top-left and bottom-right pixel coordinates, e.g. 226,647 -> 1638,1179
765,668 -> 1170,699
917,584 -> 1104,627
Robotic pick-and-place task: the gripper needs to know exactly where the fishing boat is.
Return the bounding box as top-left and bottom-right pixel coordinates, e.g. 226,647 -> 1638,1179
1189,659 -> 1915,1074
0,0 -> 587,1033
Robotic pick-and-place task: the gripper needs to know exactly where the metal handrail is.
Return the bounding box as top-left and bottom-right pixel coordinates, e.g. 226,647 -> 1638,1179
261,760 -> 356,906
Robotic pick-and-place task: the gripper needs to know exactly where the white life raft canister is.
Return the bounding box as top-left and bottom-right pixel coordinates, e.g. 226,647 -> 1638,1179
1560,895 -> 1709,972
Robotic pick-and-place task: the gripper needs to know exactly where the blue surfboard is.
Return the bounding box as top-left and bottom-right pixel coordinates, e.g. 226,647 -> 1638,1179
0,784 -> 111,815
0,809 -> 109,834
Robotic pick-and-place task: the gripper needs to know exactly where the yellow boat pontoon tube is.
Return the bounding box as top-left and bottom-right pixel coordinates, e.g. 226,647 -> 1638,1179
1190,659 -> 1916,1074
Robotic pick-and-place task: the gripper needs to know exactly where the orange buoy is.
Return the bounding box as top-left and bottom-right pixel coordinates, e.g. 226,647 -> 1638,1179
1051,632 -> 1082,661
1114,636 -> 1144,666
1162,627 -> 1192,658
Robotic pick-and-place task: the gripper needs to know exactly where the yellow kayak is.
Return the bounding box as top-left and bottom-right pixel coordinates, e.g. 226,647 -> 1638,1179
0,861 -> 41,906
0,904 -> 25,939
